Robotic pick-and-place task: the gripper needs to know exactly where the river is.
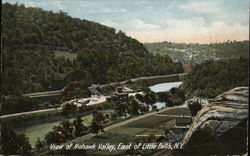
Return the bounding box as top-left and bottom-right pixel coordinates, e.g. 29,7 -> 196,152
149,81 -> 182,109
149,81 -> 182,93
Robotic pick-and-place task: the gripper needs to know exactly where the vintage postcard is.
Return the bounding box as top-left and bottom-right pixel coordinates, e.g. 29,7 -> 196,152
1,0 -> 249,155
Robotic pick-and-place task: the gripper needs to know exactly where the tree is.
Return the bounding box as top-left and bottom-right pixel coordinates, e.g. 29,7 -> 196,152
93,112 -> 105,123
170,87 -> 185,102
144,91 -> 157,105
62,81 -> 90,100
2,96 -> 37,113
157,92 -> 170,103
90,121 -> 104,135
115,102 -> 127,117
128,99 -> 140,115
62,102 -> 77,115
152,105 -> 158,112
1,128 -> 32,155
44,120 -> 74,145
139,104 -> 148,113
45,128 -> 66,145
135,93 -> 144,102
73,116 -> 87,137
59,120 -> 74,139
188,101 -> 202,116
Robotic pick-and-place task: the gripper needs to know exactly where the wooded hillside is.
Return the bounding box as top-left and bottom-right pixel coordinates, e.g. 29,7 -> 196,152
182,58 -> 249,98
2,3 -> 183,95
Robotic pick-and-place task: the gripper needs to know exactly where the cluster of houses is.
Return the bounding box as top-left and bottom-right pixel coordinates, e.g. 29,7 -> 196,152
68,86 -> 135,108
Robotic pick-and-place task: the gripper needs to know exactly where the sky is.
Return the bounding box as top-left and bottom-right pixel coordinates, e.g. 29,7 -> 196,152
2,0 -> 249,43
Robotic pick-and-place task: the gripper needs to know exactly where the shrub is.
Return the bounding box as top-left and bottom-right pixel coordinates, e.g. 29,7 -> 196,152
1,127 -> 32,155
62,102 -> 77,115
188,101 -> 202,116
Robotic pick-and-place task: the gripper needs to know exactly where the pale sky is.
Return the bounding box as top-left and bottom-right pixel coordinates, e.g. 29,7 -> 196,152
3,0 -> 249,43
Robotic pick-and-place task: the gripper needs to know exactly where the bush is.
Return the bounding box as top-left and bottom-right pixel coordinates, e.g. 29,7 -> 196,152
188,101 -> 202,116
1,127 -> 32,155
62,102 -> 77,115
2,96 -> 37,113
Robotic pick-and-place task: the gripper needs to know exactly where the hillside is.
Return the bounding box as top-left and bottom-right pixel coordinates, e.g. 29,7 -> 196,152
145,41 -> 249,64
182,58 -> 249,98
2,3 -> 183,96
2,3 -> 147,54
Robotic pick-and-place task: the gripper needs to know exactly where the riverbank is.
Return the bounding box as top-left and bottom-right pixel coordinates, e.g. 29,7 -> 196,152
89,72 -> 187,89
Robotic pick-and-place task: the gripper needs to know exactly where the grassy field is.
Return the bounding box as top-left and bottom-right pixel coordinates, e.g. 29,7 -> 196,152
125,115 -> 175,128
84,118 -> 174,155
17,107 -> 189,153
16,115 -> 93,148
84,108 -> 189,155
110,127 -> 148,135
159,107 -> 191,116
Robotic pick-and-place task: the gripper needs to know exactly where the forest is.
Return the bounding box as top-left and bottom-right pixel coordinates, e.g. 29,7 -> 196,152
182,58 -> 249,98
2,3 -> 183,96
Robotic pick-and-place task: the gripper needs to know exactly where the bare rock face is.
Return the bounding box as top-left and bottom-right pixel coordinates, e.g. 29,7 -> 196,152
181,87 -> 248,155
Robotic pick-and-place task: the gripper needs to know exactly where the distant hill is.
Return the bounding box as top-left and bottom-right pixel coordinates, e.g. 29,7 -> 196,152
145,41 -> 249,64
2,3 -> 183,95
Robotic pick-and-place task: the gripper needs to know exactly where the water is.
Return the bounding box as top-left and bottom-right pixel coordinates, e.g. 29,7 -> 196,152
149,81 -> 182,109
149,81 -> 182,93
153,102 -> 166,109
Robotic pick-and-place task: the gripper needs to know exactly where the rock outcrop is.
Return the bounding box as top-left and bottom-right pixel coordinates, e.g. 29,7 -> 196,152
181,87 -> 248,155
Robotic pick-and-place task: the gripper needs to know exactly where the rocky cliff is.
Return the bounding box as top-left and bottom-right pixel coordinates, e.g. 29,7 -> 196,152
181,87 -> 248,155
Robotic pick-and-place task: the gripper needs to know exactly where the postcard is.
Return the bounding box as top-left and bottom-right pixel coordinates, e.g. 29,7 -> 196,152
1,0 -> 249,155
